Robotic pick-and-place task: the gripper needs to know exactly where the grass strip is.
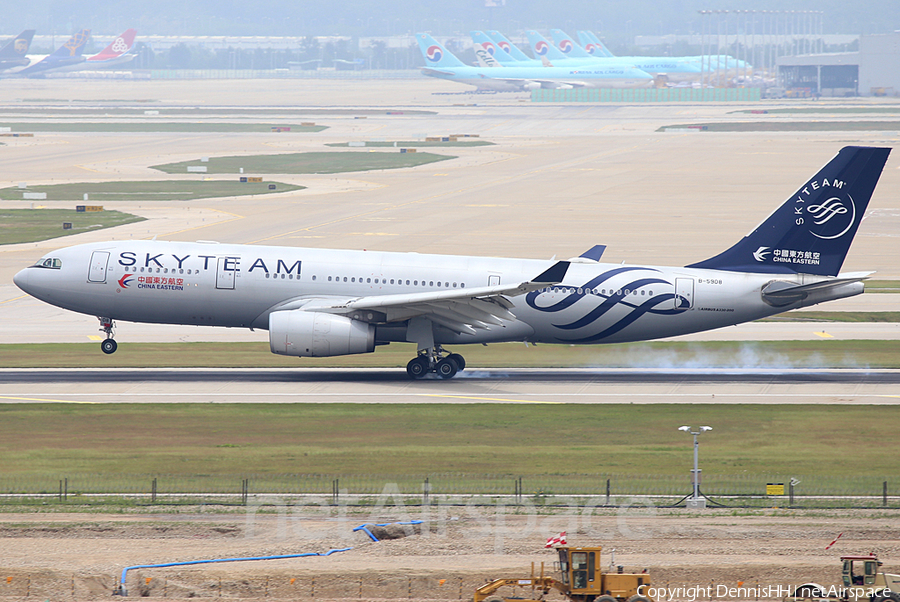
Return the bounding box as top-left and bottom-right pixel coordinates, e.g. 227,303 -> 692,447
865,280 -> 900,292
0,209 -> 144,245
0,123 -> 327,133
761,311 -> 900,322
0,404 -> 897,481
0,180 -> 302,202
658,121 -> 900,132
151,152 -> 455,175
1,340 -> 898,369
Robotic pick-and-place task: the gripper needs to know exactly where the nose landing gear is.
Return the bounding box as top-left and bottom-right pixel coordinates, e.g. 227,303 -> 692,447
406,346 -> 466,380
98,317 -> 117,354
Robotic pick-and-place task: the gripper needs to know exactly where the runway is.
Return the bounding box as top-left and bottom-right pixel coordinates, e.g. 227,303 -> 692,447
2,367 -> 899,404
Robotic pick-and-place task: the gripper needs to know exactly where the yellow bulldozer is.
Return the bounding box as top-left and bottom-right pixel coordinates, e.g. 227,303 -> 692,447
474,546 -> 652,602
786,555 -> 900,602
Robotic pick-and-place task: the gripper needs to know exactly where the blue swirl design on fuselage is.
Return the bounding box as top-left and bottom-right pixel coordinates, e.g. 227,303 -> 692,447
525,267 -> 688,343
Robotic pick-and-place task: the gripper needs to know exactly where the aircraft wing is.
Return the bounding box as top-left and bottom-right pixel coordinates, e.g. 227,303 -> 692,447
295,261 -> 569,335
421,67 -> 460,77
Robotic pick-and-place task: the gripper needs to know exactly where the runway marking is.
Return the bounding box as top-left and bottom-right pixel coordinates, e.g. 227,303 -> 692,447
87,335 -> 103,341
0,396 -> 98,404
422,394 -> 563,404
814,331 -> 835,338
0,294 -> 28,305
75,164 -> 102,173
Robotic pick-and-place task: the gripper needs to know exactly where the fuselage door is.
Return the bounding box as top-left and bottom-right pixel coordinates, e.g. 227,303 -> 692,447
488,275 -> 500,286
216,257 -> 236,290
675,278 -> 694,309
88,251 -> 110,283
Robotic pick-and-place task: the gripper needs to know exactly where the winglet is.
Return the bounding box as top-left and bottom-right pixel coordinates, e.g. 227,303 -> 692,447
533,261 -> 569,283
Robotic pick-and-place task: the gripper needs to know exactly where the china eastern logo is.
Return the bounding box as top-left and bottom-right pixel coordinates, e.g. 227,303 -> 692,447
793,178 -> 855,240
118,274 -> 133,288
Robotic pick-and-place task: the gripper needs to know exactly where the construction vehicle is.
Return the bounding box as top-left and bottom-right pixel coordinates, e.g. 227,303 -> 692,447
474,546 -> 651,602
786,555 -> 900,602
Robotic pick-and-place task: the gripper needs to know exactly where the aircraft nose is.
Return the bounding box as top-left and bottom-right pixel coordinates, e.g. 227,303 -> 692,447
12,268 -> 29,293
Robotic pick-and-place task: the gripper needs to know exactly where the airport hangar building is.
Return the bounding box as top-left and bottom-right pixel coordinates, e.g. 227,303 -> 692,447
777,32 -> 900,97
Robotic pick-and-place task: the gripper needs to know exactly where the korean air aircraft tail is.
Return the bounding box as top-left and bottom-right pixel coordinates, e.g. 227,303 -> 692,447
486,31 -> 534,62
525,30 -> 569,61
416,33 -> 466,69
470,31 -> 517,65
88,28 -> 136,63
577,31 -> 614,57
549,29 -> 593,58
688,146 -> 891,277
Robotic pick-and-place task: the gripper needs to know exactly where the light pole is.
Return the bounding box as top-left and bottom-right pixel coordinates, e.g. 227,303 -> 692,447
678,425 -> 712,509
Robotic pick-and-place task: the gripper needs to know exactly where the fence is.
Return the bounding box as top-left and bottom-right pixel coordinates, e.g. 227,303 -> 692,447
0,473 -> 896,508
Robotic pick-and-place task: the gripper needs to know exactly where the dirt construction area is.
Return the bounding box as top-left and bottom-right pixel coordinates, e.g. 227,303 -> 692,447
2,507 -> 899,601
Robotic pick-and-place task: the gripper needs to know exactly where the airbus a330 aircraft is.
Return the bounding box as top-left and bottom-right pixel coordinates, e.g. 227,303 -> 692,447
13,147 -> 890,379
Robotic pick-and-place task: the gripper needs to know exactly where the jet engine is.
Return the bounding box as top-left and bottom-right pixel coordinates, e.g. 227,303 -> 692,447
269,311 -> 375,357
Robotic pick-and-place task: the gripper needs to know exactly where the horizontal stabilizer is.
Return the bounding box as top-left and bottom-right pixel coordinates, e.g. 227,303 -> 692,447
580,245 -> 607,261
761,273 -> 872,307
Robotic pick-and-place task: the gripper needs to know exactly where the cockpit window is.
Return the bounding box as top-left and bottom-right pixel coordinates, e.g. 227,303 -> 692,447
34,258 -> 62,269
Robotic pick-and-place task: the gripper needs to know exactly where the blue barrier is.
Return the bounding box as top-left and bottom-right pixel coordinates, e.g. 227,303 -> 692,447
115,547 -> 352,596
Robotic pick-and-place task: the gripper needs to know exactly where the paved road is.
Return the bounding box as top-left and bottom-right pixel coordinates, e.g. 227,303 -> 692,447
1,367 -> 898,404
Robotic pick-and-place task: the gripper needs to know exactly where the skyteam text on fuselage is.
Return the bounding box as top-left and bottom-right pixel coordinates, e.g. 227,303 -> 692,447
14,147 -> 890,379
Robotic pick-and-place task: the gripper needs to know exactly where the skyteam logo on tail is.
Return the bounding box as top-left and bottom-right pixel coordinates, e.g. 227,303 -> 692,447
534,40 -> 549,55
794,178 -> 855,240
425,45 -> 443,62
558,39 -> 574,53
807,196 -> 855,240
498,41 -> 511,52
480,42 -> 496,55
584,43 -> 598,54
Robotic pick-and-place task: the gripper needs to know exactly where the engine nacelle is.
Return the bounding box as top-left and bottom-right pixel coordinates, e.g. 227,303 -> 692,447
269,311 -> 375,357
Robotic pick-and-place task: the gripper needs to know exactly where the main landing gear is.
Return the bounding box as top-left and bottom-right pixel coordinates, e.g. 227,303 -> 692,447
406,346 -> 466,380
98,317 -> 117,354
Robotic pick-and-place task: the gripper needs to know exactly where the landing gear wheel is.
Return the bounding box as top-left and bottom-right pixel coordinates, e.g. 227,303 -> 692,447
406,356 -> 429,379
447,353 -> 466,372
436,357 -> 459,379
101,339 -> 118,355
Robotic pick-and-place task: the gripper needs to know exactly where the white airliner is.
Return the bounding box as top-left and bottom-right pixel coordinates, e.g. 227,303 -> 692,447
13,147 -> 891,379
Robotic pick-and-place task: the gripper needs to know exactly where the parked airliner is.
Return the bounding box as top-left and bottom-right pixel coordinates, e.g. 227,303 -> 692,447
13,147 -> 890,379
417,33 -> 652,91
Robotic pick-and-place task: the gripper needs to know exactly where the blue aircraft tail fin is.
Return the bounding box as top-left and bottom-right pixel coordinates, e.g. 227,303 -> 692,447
577,31 -> 615,57
470,31 -> 516,64
525,30 -> 567,61
416,33 -> 466,68
48,29 -> 91,58
549,29 -> 592,58
687,146 -> 891,277
486,31 -> 532,62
